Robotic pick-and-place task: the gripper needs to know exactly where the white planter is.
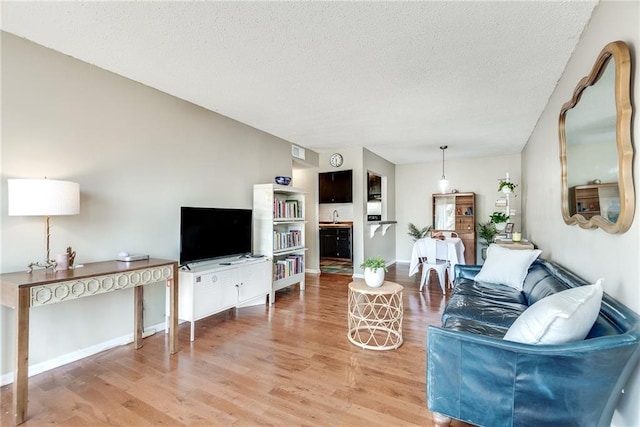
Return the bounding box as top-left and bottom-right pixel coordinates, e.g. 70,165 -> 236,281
364,267 -> 385,288
495,222 -> 506,231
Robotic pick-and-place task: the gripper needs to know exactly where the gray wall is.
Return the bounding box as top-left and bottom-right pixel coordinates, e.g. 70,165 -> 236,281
522,2 -> 640,425
0,32 -> 301,379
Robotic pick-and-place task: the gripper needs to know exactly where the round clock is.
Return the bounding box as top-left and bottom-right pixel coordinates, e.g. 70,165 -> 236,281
330,153 -> 344,167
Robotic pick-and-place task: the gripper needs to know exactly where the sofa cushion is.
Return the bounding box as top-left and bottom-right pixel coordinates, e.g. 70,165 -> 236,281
442,317 -> 508,338
474,244 -> 542,290
522,263 -> 571,305
503,280 -> 603,344
443,279 -> 528,329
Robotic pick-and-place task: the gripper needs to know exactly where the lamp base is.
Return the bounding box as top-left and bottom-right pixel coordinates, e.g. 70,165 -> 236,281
27,260 -> 56,273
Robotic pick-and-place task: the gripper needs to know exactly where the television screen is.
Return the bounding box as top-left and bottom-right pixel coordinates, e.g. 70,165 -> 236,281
180,207 -> 252,265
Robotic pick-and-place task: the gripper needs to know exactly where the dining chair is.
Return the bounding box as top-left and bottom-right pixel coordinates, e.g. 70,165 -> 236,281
419,238 -> 448,293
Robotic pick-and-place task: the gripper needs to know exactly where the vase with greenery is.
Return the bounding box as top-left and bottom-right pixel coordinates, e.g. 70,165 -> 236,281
498,180 -> 517,193
360,256 -> 388,287
490,211 -> 510,231
407,223 -> 431,241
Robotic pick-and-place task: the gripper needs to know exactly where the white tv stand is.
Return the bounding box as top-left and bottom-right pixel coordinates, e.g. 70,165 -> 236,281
170,257 -> 271,341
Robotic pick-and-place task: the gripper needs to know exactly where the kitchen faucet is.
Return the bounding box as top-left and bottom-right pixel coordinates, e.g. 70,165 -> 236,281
332,210 -> 339,224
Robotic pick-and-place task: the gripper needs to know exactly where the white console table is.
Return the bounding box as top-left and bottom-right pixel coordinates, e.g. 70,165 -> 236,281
0,258 -> 179,425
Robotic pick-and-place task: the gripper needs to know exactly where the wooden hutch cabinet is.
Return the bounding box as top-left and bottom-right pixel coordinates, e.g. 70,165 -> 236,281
432,192 -> 476,264
569,183 -> 619,220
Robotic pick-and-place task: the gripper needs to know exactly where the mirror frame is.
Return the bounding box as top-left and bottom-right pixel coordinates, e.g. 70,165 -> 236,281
559,40 -> 634,234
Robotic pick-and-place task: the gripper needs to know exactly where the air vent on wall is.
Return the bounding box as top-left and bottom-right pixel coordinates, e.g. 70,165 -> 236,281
292,145 -> 306,160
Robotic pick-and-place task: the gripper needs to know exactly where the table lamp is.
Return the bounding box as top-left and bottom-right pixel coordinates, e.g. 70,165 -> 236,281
8,178 -> 80,272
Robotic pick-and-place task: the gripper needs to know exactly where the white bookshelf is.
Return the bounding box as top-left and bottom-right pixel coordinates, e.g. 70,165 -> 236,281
253,183 -> 306,304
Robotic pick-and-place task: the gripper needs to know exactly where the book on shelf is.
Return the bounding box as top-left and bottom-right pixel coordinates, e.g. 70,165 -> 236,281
273,199 -> 301,219
272,229 -> 302,251
274,254 -> 304,280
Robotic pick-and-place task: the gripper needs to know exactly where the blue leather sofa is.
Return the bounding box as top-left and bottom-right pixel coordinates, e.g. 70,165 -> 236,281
427,259 -> 640,426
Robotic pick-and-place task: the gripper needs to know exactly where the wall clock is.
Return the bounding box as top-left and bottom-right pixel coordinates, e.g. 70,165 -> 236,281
330,153 -> 344,167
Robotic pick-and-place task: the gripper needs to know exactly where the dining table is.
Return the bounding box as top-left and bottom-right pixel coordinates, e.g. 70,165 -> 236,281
409,237 -> 466,285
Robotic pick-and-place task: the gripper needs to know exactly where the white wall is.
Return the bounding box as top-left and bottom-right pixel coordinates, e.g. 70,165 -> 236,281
362,148 -> 396,270
0,32 -> 300,379
396,153 -> 521,263
522,2 -> 640,425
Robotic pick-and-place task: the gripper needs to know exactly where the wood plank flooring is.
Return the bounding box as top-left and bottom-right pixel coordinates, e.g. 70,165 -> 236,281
1,264 -> 471,426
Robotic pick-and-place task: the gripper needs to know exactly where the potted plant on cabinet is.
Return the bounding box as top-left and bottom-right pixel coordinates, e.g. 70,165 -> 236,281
490,211 -> 510,231
407,223 -> 431,241
498,180 -> 517,194
360,256 -> 388,288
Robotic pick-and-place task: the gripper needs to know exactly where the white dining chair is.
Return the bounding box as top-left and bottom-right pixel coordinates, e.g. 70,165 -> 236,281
419,238 -> 448,293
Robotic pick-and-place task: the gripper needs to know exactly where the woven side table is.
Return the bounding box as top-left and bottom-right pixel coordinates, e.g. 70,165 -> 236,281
347,280 -> 404,350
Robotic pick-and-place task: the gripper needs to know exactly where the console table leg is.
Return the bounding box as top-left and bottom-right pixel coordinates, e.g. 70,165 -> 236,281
133,286 -> 143,349
168,271 -> 178,353
14,289 -> 30,425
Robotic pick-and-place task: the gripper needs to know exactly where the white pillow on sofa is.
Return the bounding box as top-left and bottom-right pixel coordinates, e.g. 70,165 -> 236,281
503,279 -> 603,345
474,244 -> 542,290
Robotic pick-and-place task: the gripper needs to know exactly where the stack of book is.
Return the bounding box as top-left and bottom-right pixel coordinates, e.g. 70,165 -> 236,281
273,199 -> 300,219
274,254 -> 304,280
273,229 -> 302,251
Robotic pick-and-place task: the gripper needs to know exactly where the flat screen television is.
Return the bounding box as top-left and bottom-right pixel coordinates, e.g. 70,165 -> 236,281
180,207 -> 252,265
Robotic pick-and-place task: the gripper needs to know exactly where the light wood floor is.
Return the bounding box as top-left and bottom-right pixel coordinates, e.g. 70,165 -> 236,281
1,264 -> 470,426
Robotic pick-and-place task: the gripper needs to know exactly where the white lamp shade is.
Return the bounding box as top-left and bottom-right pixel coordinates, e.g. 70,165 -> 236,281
8,179 -> 80,216
439,177 -> 449,194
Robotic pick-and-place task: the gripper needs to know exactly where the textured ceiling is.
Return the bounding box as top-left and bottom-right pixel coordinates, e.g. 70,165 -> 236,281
1,1 -> 597,164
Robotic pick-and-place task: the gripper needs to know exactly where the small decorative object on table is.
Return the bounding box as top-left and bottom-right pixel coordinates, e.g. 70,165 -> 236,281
360,256 -> 387,287
67,246 -> 76,268
512,232 -> 522,243
274,176 -> 291,186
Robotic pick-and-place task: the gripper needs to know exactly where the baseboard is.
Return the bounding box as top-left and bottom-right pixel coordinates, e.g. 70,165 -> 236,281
0,321 -> 167,386
305,268 -> 321,274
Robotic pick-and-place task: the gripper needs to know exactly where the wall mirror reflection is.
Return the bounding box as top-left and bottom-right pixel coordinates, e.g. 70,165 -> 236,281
559,40 -> 634,233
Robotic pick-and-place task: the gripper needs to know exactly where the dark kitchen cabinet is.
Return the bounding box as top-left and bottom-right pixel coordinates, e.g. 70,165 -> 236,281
319,227 -> 352,260
319,170 -> 353,203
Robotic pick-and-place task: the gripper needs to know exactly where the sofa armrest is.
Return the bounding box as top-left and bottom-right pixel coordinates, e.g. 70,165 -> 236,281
427,325 -> 640,426
453,264 -> 481,282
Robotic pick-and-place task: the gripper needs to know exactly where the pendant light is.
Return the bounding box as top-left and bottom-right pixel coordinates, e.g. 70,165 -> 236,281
439,145 -> 449,194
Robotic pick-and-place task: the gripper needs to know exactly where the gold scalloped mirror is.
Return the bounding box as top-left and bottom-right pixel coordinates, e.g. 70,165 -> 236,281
559,40 -> 634,233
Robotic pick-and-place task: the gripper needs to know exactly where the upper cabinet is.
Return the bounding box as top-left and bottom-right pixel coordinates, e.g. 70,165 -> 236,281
319,170 -> 353,203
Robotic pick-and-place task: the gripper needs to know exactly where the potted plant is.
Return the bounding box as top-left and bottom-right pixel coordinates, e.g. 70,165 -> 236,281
498,180 -> 518,193
490,211 -> 510,231
407,223 -> 431,241
360,256 -> 388,287
477,221 -> 498,259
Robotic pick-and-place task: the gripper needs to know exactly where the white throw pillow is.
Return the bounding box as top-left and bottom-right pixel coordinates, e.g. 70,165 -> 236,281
503,279 -> 603,345
474,244 -> 542,290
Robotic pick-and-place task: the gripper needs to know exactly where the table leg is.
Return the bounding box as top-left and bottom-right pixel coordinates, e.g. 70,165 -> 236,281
169,263 -> 178,354
134,286 -> 143,349
13,289 -> 30,425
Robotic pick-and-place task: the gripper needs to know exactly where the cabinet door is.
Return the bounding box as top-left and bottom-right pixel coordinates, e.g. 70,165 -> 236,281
332,170 -> 353,203
336,229 -> 352,259
319,173 -> 334,203
320,229 -> 338,257
238,260 -> 270,303
194,269 -> 238,318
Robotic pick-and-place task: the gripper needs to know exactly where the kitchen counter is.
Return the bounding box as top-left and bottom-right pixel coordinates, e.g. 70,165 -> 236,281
319,222 -> 353,229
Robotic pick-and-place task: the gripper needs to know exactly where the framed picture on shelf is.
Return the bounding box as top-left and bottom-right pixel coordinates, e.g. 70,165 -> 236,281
504,222 -> 515,233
